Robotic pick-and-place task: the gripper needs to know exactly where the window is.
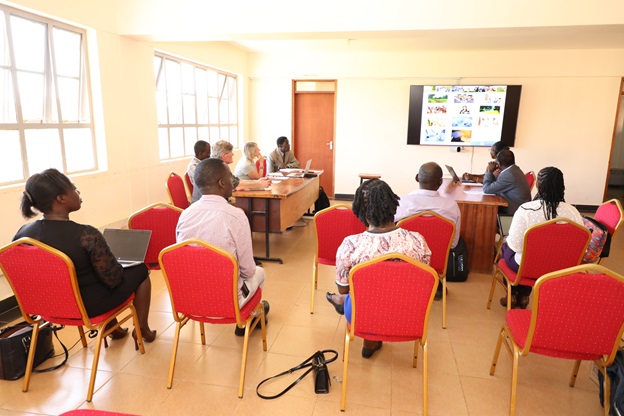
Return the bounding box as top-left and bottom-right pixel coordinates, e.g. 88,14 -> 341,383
0,6 -> 96,185
154,52 -> 238,160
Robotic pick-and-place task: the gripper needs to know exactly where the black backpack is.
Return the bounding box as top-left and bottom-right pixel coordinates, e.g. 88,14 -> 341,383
314,186 -> 330,214
446,237 -> 469,282
599,350 -> 624,415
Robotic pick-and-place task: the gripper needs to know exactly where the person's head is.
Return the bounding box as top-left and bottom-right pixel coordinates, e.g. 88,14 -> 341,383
211,140 -> 234,164
495,149 -> 515,169
276,136 -> 290,153
535,167 -> 566,220
352,179 -> 400,227
194,158 -> 233,200
416,162 -> 443,191
194,140 -> 211,160
20,168 -> 81,218
490,141 -> 510,159
243,142 -> 260,161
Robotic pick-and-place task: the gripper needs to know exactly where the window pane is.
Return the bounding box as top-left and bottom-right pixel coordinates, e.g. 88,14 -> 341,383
208,97 -> 218,123
158,127 -> 169,159
0,11 -> 10,66
198,127 -> 209,142
57,77 -> 79,121
230,126 -> 238,148
17,72 -> 44,122
0,130 -> 23,182
153,56 -> 162,81
182,93 -> 195,123
165,60 -> 182,123
24,129 -> 63,173
207,71 -> 218,97
181,62 -> 194,94
0,68 -> 16,122
156,89 -> 168,124
64,128 -> 94,172
219,96 -> 228,124
219,126 -> 229,142
184,127 -> 196,155
209,127 -> 219,142
169,127 -> 184,158
11,16 -> 46,72
228,77 -> 237,123
52,27 -> 81,77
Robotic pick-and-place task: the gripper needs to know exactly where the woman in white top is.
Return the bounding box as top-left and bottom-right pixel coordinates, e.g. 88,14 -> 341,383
500,166 -> 583,308
234,142 -> 265,180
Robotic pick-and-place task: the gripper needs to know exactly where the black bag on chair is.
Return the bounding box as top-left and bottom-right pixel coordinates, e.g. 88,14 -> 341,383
314,186 -> 331,214
446,237 -> 469,282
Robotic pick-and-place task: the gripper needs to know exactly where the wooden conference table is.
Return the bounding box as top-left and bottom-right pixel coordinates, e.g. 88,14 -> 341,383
233,175 -> 320,264
438,178 -> 508,274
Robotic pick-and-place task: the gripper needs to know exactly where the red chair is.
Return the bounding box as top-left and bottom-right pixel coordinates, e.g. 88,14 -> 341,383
158,239 -> 267,397
594,198 -> 624,263
184,171 -> 194,195
341,253 -> 439,413
487,218 -> 591,310
255,159 -> 267,178
166,172 -> 190,209
311,205 -> 366,313
128,203 -> 183,270
0,238 -> 145,402
489,264 -> 624,416
524,170 -> 536,192
397,211 -> 455,329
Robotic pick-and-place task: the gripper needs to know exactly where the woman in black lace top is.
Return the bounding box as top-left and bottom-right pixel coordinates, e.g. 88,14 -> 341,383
14,169 -> 156,345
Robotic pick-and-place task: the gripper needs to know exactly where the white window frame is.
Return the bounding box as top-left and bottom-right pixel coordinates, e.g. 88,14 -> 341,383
154,52 -> 239,160
0,5 -> 96,186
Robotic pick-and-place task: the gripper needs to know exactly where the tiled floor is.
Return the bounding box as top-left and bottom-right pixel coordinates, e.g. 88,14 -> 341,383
0,207 -> 621,415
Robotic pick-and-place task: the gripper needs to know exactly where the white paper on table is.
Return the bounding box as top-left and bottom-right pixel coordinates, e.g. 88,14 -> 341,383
463,188 -> 496,196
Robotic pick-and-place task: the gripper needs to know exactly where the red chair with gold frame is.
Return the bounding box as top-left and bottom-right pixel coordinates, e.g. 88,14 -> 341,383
184,171 -> 194,195
165,172 -> 190,209
397,211 -> 455,329
158,239 -> 267,397
0,238 -> 145,402
128,203 -> 183,270
255,159 -> 267,178
490,264 -> 624,416
594,198 -> 624,263
341,253 -> 439,414
311,204 -> 366,314
487,218 -> 591,310
524,170 -> 536,192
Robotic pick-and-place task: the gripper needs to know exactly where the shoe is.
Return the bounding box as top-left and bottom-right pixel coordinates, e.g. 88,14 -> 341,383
434,286 -> 448,301
131,328 -> 157,351
102,320 -> 128,348
362,340 -> 382,359
326,292 -> 345,315
235,300 -> 269,337
500,295 -> 530,309
254,258 -> 263,266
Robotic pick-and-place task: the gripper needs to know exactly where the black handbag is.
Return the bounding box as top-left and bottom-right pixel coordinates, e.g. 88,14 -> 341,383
256,350 -> 338,399
0,321 -> 68,380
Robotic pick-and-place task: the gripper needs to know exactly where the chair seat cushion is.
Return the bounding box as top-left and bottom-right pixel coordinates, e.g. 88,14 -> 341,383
317,257 -> 336,266
42,295 -> 134,327
349,323 -> 424,343
497,259 -> 537,287
188,289 -> 263,325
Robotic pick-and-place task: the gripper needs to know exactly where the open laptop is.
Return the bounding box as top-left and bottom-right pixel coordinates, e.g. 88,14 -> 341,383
103,229 -> 152,268
284,159 -> 313,178
445,165 -> 478,184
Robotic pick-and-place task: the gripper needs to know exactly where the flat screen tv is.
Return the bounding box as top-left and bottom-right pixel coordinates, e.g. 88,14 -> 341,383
406,85 -> 522,147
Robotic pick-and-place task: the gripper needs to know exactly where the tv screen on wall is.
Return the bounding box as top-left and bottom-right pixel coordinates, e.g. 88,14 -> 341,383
406,85 -> 522,147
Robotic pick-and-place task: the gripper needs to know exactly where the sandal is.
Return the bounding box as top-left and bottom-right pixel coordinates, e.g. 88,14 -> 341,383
326,292 -> 344,315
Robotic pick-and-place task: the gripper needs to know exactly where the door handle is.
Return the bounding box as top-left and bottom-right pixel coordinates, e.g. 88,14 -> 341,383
326,140 -> 333,150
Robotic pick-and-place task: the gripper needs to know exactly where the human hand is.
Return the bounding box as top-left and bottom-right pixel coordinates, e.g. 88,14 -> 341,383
462,173 -> 471,180
487,161 -> 498,173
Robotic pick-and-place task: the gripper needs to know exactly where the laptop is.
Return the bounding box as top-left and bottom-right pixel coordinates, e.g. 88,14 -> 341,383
103,229 -> 152,268
445,165 -> 477,184
285,159 -> 313,178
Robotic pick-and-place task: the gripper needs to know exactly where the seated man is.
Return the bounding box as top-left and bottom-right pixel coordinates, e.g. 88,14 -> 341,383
186,140 -> 211,191
267,136 -> 300,173
176,158 -> 269,336
395,161 -> 461,299
482,149 -> 531,215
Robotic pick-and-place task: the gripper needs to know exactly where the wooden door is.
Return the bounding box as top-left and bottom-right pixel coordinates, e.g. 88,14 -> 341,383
293,82 -> 336,196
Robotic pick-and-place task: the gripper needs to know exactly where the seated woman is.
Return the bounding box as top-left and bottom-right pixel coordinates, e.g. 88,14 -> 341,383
234,141 -> 266,180
500,166 -> 583,308
326,179 -> 431,358
14,169 -> 156,346
462,141 -> 509,183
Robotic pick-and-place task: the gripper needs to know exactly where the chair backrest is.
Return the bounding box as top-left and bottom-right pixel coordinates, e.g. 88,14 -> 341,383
0,238 -> 88,325
128,203 -> 184,269
184,172 -> 194,195
522,264 -> 624,364
255,159 -> 267,178
348,253 -> 438,341
517,218 -> 590,281
397,211 -> 455,276
159,239 -> 242,324
166,172 -> 190,209
524,171 -> 536,192
594,198 -> 623,237
314,205 -> 366,265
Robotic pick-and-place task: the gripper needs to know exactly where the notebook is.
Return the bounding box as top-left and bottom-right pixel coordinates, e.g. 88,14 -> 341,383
445,165 -> 478,184
284,159 -> 313,178
103,229 -> 152,268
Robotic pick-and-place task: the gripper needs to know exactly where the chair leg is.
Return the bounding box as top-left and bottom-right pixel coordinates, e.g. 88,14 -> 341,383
86,323 -> 107,402
412,340 -> 419,368
238,315 -> 253,398
78,326 -> 88,348
340,332 -> 351,411
310,259 -> 318,314
490,327 -> 505,376
21,321 -> 41,393
200,322 -> 206,345
442,277 -> 447,329
506,283 -> 512,311
602,366 -> 611,416
130,305 -> 145,354
569,360 -> 581,387
509,347 -> 520,416
423,341 -> 429,416
487,271 -> 498,309
260,304 -> 267,351
168,320 -> 183,389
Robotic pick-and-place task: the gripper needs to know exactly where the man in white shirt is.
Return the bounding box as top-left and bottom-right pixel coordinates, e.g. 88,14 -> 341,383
176,158 -> 269,336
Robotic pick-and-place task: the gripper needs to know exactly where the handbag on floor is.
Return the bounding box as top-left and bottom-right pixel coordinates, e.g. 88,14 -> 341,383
0,321 -> 68,380
256,349 -> 338,399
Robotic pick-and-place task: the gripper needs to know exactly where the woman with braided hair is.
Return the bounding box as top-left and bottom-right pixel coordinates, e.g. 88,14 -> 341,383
500,166 -> 583,308
325,179 -> 431,358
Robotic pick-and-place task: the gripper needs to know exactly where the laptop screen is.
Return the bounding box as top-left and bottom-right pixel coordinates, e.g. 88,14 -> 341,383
103,229 -> 152,262
303,159 -> 312,173
445,165 -> 461,182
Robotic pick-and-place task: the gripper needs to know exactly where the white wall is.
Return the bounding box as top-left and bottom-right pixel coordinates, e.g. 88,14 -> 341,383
248,49 -> 623,202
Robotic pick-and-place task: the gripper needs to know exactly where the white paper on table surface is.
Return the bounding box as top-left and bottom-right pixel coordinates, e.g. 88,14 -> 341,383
463,188 -> 496,196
